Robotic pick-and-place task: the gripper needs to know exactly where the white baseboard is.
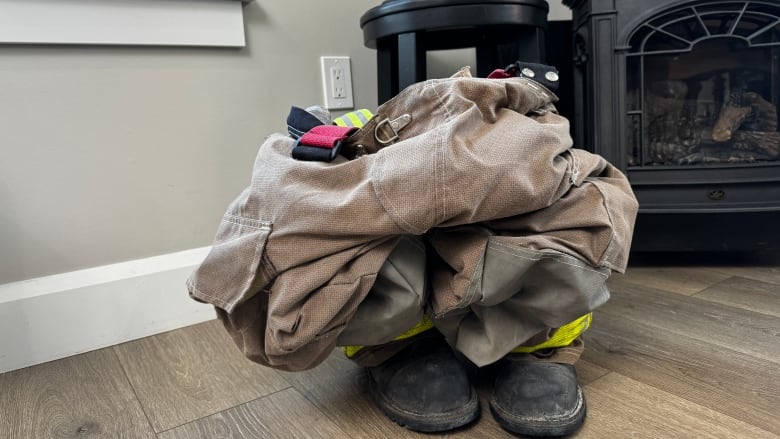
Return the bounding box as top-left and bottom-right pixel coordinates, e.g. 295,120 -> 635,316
0,247 -> 216,374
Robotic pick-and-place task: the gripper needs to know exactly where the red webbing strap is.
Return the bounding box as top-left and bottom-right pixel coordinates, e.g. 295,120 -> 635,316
487,68 -> 513,79
298,125 -> 356,149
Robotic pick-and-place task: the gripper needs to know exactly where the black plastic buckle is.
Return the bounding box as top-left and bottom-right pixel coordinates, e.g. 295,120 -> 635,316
503,61 -> 560,92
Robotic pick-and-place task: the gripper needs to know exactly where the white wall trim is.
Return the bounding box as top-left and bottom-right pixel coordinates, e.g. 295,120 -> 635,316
0,247 -> 216,374
0,0 -> 246,47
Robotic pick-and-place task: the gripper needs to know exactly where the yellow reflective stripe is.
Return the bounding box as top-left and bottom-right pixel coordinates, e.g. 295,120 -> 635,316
345,112 -> 363,127
511,313 -> 592,354
342,345 -> 362,358
393,313 -> 434,340
357,108 -> 373,123
342,313 -> 434,358
333,109 -> 374,128
343,314 -> 591,358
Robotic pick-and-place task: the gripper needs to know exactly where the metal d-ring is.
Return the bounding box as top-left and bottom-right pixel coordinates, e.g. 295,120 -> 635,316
374,114 -> 412,145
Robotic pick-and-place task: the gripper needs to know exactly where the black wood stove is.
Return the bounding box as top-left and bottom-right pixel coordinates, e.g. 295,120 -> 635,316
565,0 -> 780,251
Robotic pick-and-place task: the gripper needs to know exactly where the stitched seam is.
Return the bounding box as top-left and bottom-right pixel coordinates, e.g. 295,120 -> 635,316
433,249 -> 486,316
268,271 -> 380,351
486,242 -> 609,277
260,254 -> 277,284
188,282 -> 236,312
372,155 -> 423,234
222,214 -> 272,230
429,83 -> 453,224
589,180 -> 620,269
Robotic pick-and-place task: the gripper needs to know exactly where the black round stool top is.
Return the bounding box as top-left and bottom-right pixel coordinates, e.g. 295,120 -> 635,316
360,0 -> 549,48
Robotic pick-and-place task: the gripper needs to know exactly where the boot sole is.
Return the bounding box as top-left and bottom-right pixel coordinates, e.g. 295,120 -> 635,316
368,379 -> 480,433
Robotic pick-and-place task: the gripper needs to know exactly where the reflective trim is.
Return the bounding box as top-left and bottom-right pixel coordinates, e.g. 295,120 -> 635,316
334,108 -> 374,128
511,313 -> 592,354
342,313 -> 434,358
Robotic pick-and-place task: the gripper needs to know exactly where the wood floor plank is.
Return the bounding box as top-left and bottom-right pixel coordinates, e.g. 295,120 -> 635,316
281,348 -> 607,390
290,368 -> 439,438
599,281 -> 780,363
694,276 -> 780,317
715,265 -> 780,286
626,250 -> 780,286
700,254 -> 780,286
113,319 -> 290,433
582,312 -> 780,434
5,256 -> 778,438
157,388 -> 349,439
574,358 -> 611,385
574,373 -> 777,439
282,350 -> 605,438
275,348 -> 361,392
0,348 -> 156,439
608,266 -> 731,296
290,365 -> 520,438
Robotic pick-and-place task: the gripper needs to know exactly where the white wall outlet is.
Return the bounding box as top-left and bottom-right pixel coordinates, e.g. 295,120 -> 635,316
321,56 -> 354,110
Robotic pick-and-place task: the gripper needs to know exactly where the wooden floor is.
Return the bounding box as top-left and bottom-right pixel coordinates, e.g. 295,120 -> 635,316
1,251 -> 779,438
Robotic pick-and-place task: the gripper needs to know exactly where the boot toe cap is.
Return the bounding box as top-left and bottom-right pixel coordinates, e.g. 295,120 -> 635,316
368,338 -> 480,432
490,361 -> 586,437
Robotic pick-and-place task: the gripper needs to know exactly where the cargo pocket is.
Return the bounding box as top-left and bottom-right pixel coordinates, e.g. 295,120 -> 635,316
479,238 -> 611,311
187,214 -> 272,313
440,237 -> 612,367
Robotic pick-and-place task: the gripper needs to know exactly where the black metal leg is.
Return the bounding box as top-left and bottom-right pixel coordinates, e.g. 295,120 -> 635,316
397,32 -> 426,93
476,41 -> 499,78
377,47 -> 396,104
516,27 -> 546,63
476,27 -> 546,78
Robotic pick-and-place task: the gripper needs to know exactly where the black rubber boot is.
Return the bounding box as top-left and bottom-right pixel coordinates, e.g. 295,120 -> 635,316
489,359 -> 586,437
367,335 -> 480,432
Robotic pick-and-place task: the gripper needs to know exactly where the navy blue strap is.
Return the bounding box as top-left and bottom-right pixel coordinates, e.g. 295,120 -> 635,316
287,106 -> 327,139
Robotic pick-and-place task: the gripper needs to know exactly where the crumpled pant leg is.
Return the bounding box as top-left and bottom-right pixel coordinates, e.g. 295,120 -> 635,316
338,234 -> 608,368
342,314 -> 589,367
335,235 -> 428,347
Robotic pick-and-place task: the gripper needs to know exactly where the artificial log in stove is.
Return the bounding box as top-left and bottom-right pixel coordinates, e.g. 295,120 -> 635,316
564,0 -> 780,251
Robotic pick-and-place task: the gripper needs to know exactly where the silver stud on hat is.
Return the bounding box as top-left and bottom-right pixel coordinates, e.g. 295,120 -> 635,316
521,67 -> 535,77
545,71 -> 559,82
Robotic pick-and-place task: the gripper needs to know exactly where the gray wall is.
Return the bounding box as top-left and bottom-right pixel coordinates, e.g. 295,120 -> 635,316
0,1 -> 571,284
0,1 -> 380,283
548,1 -> 572,20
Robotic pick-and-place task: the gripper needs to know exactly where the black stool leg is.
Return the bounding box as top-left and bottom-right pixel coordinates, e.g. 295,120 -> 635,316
397,32 -> 426,94
516,27 -> 546,63
477,41 -> 501,78
476,27 -> 547,78
377,45 -> 397,104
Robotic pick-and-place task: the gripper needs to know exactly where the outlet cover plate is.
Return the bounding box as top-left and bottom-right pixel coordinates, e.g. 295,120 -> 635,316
321,56 -> 354,110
